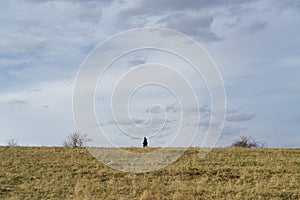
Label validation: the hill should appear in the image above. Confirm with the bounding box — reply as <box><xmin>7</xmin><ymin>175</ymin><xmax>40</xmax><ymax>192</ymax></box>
<box><xmin>1</xmin><ymin>147</ymin><xmax>300</xmax><ymax>199</ymax></box>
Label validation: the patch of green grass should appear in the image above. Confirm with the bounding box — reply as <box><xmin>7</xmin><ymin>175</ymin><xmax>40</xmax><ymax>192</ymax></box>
<box><xmin>0</xmin><ymin>147</ymin><xmax>300</xmax><ymax>199</ymax></box>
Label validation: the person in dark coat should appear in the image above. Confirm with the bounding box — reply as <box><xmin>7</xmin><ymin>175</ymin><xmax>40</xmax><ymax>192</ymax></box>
<box><xmin>143</xmin><ymin>137</ymin><xmax>148</xmax><ymax>147</ymax></box>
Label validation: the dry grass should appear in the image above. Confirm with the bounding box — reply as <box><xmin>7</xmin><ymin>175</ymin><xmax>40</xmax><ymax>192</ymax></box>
<box><xmin>1</xmin><ymin>147</ymin><xmax>300</xmax><ymax>199</ymax></box>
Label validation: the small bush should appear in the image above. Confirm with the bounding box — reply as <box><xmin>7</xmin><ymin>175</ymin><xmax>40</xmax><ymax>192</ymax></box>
<box><xmin>231</xmin><ymin>135</ymin><xmax>265</xmax><ymax>148</ymax></box>
<box><xmin>6</xmin><ymin>138</ymin><xmax>18</xmax><ymax>146</ymax></box>
<box><xmin>63</xmin><ymin>131</ymin><xmax>91</xmax><ymax>147</ymax></box>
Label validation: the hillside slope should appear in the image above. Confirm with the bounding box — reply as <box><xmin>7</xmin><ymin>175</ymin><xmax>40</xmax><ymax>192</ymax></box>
<box><xmin>1</xmin><ymin>147</ymin><xmax>300</xmax><ymax>199</ymax></box>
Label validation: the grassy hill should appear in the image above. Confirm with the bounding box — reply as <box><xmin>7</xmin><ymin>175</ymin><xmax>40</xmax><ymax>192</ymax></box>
<box><xmin>1</xmin><ymin>147</ymin><xmax>300</xmax><ymax>199</ymax></box>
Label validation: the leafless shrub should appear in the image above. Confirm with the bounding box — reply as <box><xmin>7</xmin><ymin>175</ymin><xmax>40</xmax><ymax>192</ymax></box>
<box><xmin>6</xmin><ymin>138</ymin><xmax>18</xmax><ymax>146</ymax></box>
<box><xmin>63</xmin><ymin>131</ymin><xmax>91</xmax><ymax>147</ymax></box>
<box><xmin>231</xmin><ymin>135</ymin><xmax>265</xmax><ymax>148</ymax></box>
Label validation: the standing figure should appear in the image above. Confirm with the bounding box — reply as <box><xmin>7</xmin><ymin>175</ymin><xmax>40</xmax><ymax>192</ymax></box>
<box><xmin>143</xmin><ymin>137</ymin><xmax>148</xmax><ymax>147</ymax></box>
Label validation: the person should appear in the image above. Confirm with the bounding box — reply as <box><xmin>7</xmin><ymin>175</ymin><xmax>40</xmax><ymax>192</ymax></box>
<box><xmin>142</xmin><ymin>137</ymin><xmax>148</xmax><ymax>147</ymax></box>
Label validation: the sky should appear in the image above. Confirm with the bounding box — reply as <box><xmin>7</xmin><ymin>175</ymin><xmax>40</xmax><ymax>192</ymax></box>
<box><xmin>0</xmin><ymin>0</ymin><xmax>299</xmax><ymax>147</ymax></box>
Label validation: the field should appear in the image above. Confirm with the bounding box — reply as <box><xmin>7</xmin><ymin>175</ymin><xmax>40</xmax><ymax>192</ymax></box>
<box><xmin>1</xmin><ymin>147</ymin><xmax>300</xmax><ymax>199</ymax></box>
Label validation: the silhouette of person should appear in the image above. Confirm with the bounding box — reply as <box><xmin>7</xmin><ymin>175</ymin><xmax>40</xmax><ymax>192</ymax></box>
<box><xmin>143</xmin><ymin>137</ymin><xmax>148</xmax><ymax>147</ymax></box>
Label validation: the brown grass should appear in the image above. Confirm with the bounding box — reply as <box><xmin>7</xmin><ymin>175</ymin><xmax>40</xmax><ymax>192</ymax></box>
<box><xmin>0</xmin><ymin>147</ymin><xmax>300</xmax><ymax>199</ymax></box>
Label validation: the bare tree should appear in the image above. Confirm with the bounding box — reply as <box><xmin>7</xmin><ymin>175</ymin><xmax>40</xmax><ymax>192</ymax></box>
<box><xmin>63</xmin><ymin>131</ymin><xmax>91</xmax><ymax>147</ymax></box>
<box><xmin>231</xmin><ymin>135</ymin><xmax>265</xmax><ymax>148</ymax></box>
<box><xmin>6</xmin><ymin>138</ymin><xmax>18</xmax><ymax>146</ymax></box>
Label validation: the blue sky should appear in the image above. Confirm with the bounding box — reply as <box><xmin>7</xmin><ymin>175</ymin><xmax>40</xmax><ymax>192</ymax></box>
<box><xmin>0</xmin><ymin>0</ymin><xmax>299</xmax><ymax>147</ymax></box>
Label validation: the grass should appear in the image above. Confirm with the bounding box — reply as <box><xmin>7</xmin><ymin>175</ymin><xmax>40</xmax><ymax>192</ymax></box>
<box><xmin>0</xmin><ymin>146</ymin><xmax>300</xmax><ymax>199</ymax></box>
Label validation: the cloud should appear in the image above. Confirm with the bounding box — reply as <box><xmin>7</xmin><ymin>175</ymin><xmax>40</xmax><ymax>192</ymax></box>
<box><xmin>7</xmin><ymin>99</ymin><xmax>27</xmax><ymax>105</ymax></box>
<box><xmin>0</xmin><ymin>0</ymin><xmax>118</xmax><ymax>92</ymax></box>
<box><xmin>146</xmin><ymin>105</ymin><xmax>164</xmax><ymax>113</ymax></box>
<box><xmin>221</xmin><ymin>125</ymin><xmax>248</xmax><ymax>135</ymax></box>
<box><xmin>272</xmin><ymin>0</ymin><xmax>300</xmax><ymax>11</ymax></box>
<box><xmin>107</xmin><ymin>116</ymin><xmax>174</xmax><ymax>126</ymax></box>
<box><xmin>199</xmin><ymin>105</ymin><xmax>210</xmax><ymax>117</ymax></box>
<box><xmin>107</xmin><ymin>118</ymin><xmax>144</xmax><ymax>126</ymax></box>
<box><xmin>127</xmin><ymin>57</ymin><xmax>146</xmax><ymax>66</ymax></box>
<box><xmin>117</xmin><ymin>10</ymin><xmax>222</xmax><ymax>42</ymax></box>
<box><xmin>157</xmin><ymin>13</ymin><xmax>222</xmax><ymax>42</ymax></box>
<box><xmin>116</xmin><ymin>0</ymin><xmax>263</xmax><ymax>42</ymax></box>
<box><xmin>238</xmin><ymin>20</ymin><xmax>268</xmax><ymax>34</ymax></box>
<box><xmin>191</xmin><ymin>107</ymin><xmax>255</xmax><ymax>138</ymax></box>
<box><xmin>119</xmin><ymin>0</ymin><xmax>258</xmax><ymax>16</ymax></box>
<box><xmin>165</xmin><ymin>103</ymin><xmax>180</xmax><ymax>113</ymax></box>
<box><xmin>226</xmin><ymin>112</ymin><xmax>255</xmax><ymax>122</ymax></box>
<box><xmin>41</xmin><ymin>104</ymin><xmax>49</xmax><ymax>110</ymax></box>
<box><xmin>0</xmin><ymin>0</ymin><xmax>114</xmax><ymax>56</ymax></box>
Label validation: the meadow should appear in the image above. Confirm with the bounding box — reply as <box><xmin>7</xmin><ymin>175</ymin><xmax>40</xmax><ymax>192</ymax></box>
<box><xmin>1</xmin><ymin>146</ymin><xmax>300</xmax><ymax>199</ymax></box>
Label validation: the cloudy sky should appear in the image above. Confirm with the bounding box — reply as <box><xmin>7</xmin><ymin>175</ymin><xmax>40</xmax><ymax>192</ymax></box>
<box><xmin>0</xmin><ymin>0</ymin><xmax>299</xmax><ymax>147</ymax></box>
